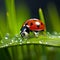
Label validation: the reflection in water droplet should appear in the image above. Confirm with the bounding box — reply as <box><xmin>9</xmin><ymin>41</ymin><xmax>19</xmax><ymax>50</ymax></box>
<box><xmin>39</xmin><ymin>41</ymin><xmax>42</xmax><ymax>44</ymax></box>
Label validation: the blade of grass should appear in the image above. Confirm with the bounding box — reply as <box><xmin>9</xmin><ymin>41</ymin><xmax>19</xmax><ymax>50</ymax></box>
<box><xmin>5</xmin><ymin>0</ymin><xmax>18</xmax><ymax>36</ymax></box>
<box><xmin>47</xmin><ymin>3</ymin><xmax>60</xmax><ymax>32</ymax></box>
<box><xmin>28</xmin><ymin>45</ymin><xmax>37</xmax><ymax>60</ymax></box>
<box><xmin>16</xmin><ymin>3</ymin><xmax>30</xmax><ymax>30</ymax></box>
<box><xmin>5</xmin><ymin>1</ymin><xmax>30</xmax><ymax>60</ymax></box>
<box><xmin>0</xmin><ymin>48</ymin><xmax>11</xmax><ymax>60</ymax></box>
<box><xmin>0</xmin><ymin>12</ymin><xmax>7</xmax><ymax>37</ymax></box>
<box><xmin>20</xmin><ymin>45</ymin><xmax>29</xmax><ymax>60</ymax></box>
<box><xmin>39</xmin><ymin>8</ymin><xmax>45</xmax><ymax>25</ymax></box>
<box><xmin>39</xmin><ymin>8</ymin><xmax>46</xmax><ymax>33</ymax></box>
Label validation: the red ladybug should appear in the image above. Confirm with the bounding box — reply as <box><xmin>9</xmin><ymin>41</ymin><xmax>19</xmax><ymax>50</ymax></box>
<box><xmin>20</xmin><ymin>18</ymin><xmax>45</xmax><ymax>37</ymax></box>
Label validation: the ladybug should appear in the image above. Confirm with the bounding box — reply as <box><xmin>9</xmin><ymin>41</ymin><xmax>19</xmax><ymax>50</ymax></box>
<box><xmin>20</xmin><ymin>18</ymin><xmax>45</xmax><ymax>37</ymax></box>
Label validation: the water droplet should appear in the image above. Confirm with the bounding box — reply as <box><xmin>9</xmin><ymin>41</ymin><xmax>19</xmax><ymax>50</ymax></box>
<box><xmin>58</xmin><ymin>36</ymin><xmax>60</xmax><ymax>38</ymax></box>
<box><xmin>49</xmin><ymin>35</ymin><xmax>56</xmax><ymax>39</ymax></box>
<box><xmin>5</xmin><ymin>44</ymin><xmax>8</xmax><ymax>46</ymax></box>
<box><xmin>5</xmin><ymin>33</ymin><xmax>10</xmax><ymax>39</ymax></box>
<box><xmin>18</xmin><ymin>38</ymin><xmax>21</xmax><ymax>40</ymax></box>
<box><xmin>27</xmin><ymin>41</ymin><xmax>30</xmax><ymax>44</ymax></box>
<box><xmin>15</xmin><ymin>34</ymin><xmax>19</xmax><ymax>38</ymax></box>
<box><xmin>52</xmin><ymin>35</ymin><xmax>57</xmax><ymax>39</ymax></box>
<box><xmin>9</xmin><ymin>42</ymin><xmax>12</xmax><ymax>45</ymax></box>
<box><xmin>20</xmin><ymin>42</ymin><xmax>22</xmax><ymax>45</ymax></box>
<box><xmin>51</xmin><ymin>36</ymin><xmax>55</xmax><ymax>39</ymax></box>
<box><xmin>47</xmin><ymin>32</ymin><xmax>51</xmax><ymax>35</ymax></box>
<box><xmin>5</xmin><ymin>37</ymin><xmax>8</xmax><ymax>39</ymax></box>
<box><xmin>15</xmin><ymin>40</ymin><xmax>18</xmax><ymax>43</ymax></box>
<box><xmin>11</xmin><ymin>40</ymin><xmax>14</xmax><ymax>43</ymax></box>
<box><xmin>39</xmin><ymin>41</ymin><xmax>42</xmax><ymax>44</ymax></box>
<box><xmin>45</xmin><ymin>42</ymin><xmax>48</xmax><ymax>44</ymax></box>
<box><xmin>53</xmin><ymin>32</ymin><xmax>58</xmax><ymax>35</ymax></box>
<box><xmin>20</xmin><ymin>39</ymin><xmax>22</xmax><ymax>42</ymax></box>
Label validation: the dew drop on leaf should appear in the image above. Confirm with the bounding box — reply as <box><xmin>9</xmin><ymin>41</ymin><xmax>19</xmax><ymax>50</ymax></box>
<box><xmin>20</xmin><ymin>39</ymin><xmax>22</xmax><ymax>42</ymax></box>
<box><xmin>53</xmin><ymin>32</ymin><xmax>58</xmax><ymax>35</ymax></box>
<box><xmin>45</xmin><ymin>42</ymin><xmax>48</xmax><ymax>44</ymax></box>
<box><xmin>27</xmin><ymin>41</ymin><xmax>30</xmax><ymax>44</ymax></box>
<box><xmin>19</xmin><ymin>42</ymin><xmax>22</xmax><ymax>45</ymax></box>
<box><xmin>9</xmin><ymin>42</ymin><xmax>12</xmax><ymax>45</ymax></box>
<box><xmin>39</xmin><ymin>41</ymin><xmax>42</xmax><ymax>44</ymax></box>
<box><xmin>11</xmin><ymin>39</ymin><xmax>14</xmax><ymax>43</ymax></box>
<box><xmin>15</xmin><ymin>40</ymin><xmax>18</xmax><ymax>43</ymax></box>
<box><xmin>18</xmin><ymin>38</ymin><xmax>21</xmax><ymax>40</ymax></box>
<box><xmin>47</xmin><ymin>32</ymin><xmax>51</xmax><ymax>35</ymax></box>
<box><xmin>58</xmin><ymin>36</ymin><xmax>60</xmax><ymax>38</ymax></box>
<box><xmin>5</xmin><ymin>44</ymin><xmax>8</xmax><ymax>47</ymax></box>
<box><xmin>51</xmin><ymin>35</ymin><xmax>56</xmax><ymax>39</ymax></box>
<box><xmin>5</xmin><ymin>37</ymin><xmax>8</xmax><ymax>39</ymax></box>
<box><xmin>5</xmin><ymin>33</ymin><xmax>10</xmax><ymax>40</ymax></box>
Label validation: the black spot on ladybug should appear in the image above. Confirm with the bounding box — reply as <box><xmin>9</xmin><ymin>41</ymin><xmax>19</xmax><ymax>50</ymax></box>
<box><xmin>30</xmin><ymin>23</ymin><xmax>33</xmax><ymax>26</ymax></box>
<box><xmin>37</xmin><ymin>25</ymin><xmax>40</xmax><ymax>28</ymax></box>
<box><xmin>25</xmin><ymin>23</ymin><xmax>28</xmax><ymax>25</ymax></box>
<box><xmin>41</xmin><ymin>22</ymin><xmax>43</xmax><ymax>25</ymax></box>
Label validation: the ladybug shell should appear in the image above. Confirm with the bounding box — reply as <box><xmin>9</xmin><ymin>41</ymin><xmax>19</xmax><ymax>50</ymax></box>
<box><xmin>23</xmin><ymin>19</ymin><xmax>45</xmax><ymax>31</ymax></box>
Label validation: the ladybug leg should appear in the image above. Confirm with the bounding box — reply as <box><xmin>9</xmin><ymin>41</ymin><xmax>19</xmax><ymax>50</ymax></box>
<box><xmin>33</xmin><ymin>31</ymin><xmax>39</xmax><ymax>37</ymax></box>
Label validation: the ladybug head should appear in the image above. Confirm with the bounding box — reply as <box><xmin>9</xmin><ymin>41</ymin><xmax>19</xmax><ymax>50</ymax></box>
<box><xmin>20</xmin><ymin>26</ymin><xmax>30</xmax><ymax>37</ymax></box>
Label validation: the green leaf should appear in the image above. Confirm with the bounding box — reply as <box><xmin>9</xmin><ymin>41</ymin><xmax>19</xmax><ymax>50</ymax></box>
<box><xmin>0</xmin><ymin>32</ymin><xmax>60</xmax><ymax>48</ymax></box>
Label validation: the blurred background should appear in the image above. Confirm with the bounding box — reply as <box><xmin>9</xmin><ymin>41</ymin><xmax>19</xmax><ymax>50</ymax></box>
<box><xmin>0</xmin><ymin>0</ymin><xmax>60</xmax><ymax>60</ymax></box>
<box><xmin>0</xmin><ymin>0</ymin><xmax>60</xmax><ymax>36</ymax></box>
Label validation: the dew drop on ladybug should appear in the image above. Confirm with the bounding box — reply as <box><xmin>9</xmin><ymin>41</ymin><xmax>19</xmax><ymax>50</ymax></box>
<box><xmin>20</xmin><ymin>18</ymin><xmax>45</xmax><ymax>37</ymax></box>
